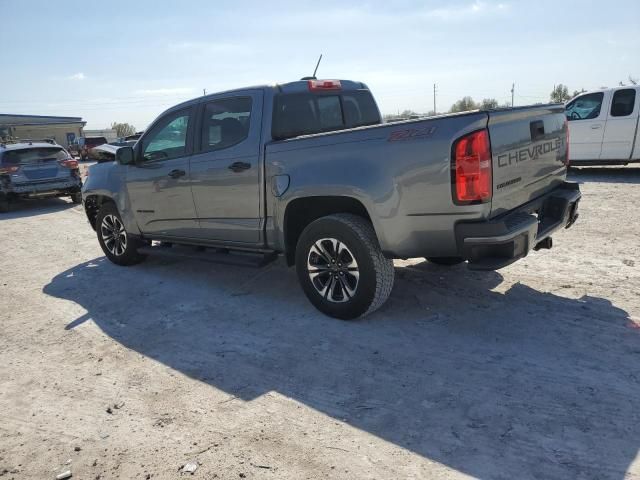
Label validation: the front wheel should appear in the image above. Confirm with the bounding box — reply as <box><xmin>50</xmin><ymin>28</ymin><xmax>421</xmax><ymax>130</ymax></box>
<box><xmin>96</xmin><ymin>203</ymin><xmax>146</xmax><ymax>266</ymax></box>
<box><xmin>70</xmin><ymin>192</ymin><xmax>82</xmax><ymax>204</ymax></box>
<box><xmin>0</xmin><ymin>195</ymin><xmax>9</xmax><ymax>213</ymax></box>
<box><xmin>295</xmin><ymin>214</ymin><xmax>394</xmax><ymax>320</ymax></box>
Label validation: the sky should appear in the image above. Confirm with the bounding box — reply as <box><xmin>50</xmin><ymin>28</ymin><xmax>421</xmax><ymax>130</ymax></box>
<box><xmin>1</xmin><ymin>0</ymin><xmax>639</xmax><ymax>130</ymax></box>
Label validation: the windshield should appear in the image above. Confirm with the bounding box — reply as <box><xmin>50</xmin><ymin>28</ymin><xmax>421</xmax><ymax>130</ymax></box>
<box><xmin>2</xmin><ymin>147</ymin><xmax>68</xmax><ymax>165</ymax></box>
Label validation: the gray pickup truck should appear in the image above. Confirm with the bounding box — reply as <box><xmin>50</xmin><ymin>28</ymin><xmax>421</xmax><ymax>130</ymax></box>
<box><xmin>82</xmin><ymin>78</ymin><xmax>580</xmax><ymax>319</ymax></box>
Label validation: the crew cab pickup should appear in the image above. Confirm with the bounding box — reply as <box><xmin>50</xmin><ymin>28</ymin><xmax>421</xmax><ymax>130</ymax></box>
<box><xmin>83</xmin><ymin>78</ymin><xmax>580</xmax><ymax>319</ymax></box>
<box><xmin>566</xmin><ymin>85</ymin><xmax>640</xmax><ymax>165</ymax></box>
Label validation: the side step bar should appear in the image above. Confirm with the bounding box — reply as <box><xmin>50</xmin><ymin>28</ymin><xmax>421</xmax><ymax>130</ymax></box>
<box><xmin>137</xmin><ymin>243</ymin><xmax>279</xmax><ymax>268</ymax></box>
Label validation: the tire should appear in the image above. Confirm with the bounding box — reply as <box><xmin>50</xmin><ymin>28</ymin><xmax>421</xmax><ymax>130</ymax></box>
<box><xmin>295</xmin><ymin>213</ymin><xmax>394</xmax><ymax>320</ymax></box>
<box><xmin>70</xmin><ymin>192</ymin><xmax>82</xmax><ymax>204</ymax></box>
<box><xmin>95</xmin><ymin>203</ymin><xmax>146</xmax><ymax>266</ymax></box>
<box><xmin>426</xmin><ymin>256</ymin><xmax>464</xmax><ymax>266</ymax></box>
<box><xmin>0</xmin><ymin>195</ymin><xmax>9</xmax><ymax>213</ymax></box>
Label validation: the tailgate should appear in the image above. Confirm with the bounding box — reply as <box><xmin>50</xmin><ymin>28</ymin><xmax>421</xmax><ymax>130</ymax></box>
<box><xmin>487</xmin><ymin>104</ymin><xmax>568</xmax><ymax>218</ymax></box>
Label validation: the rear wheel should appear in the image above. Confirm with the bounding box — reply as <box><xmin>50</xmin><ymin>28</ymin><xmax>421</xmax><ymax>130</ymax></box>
<box><xmin>0</xmin><ymin>194</ymin><xmax>9</xmax><ymax>213</ymax></box>
<box><xmin>96</xmin><ymin>203</ymin><xmax>146</xmax><ymax>266</ymax></box>
<box><xmin>70</xmin><ymin>192</ymin><xmax>82</xmax><ymax>204</ymax></box>
<box><xmin>295</xmin><ymin>214</ymin><xmax>394</xmax><ymax>319</ymax></box>
<box><xmin>426</xmin><ymin>256</ymin><xmax>464</xmax><ymax>266</ymax></box>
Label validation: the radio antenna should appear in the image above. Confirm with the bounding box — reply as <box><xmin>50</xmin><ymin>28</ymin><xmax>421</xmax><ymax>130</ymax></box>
<box><xmin>312</xmin><ymin>54</ymin><xmax>323</xmax><ymax>79</ymax></box>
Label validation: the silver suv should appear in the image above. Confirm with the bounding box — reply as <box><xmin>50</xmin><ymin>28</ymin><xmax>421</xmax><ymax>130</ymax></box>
<box><xmin>0</xmin><ymin>141</ymin><xmax>82</xmax><ymax>212</ymax></box>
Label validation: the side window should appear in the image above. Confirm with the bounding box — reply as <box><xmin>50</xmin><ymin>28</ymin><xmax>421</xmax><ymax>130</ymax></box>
<box><xmin>200</xmin><ymin>97</ymin><xmax>252</xmax><ymax>152</ymax></box>
<box><xmin>565</xmin><ymin>92</ymin><xmax>604</xmax><ymax>121</ymax></box>
<box><xmin>141</xmin><ymin>110</ymin><xmax>191</xmax><ymax>162</ymax></box>
<box><xmin>611</xmin><ymin>89</ymin><xmax>636</xmax><ymax>117</ymax></box>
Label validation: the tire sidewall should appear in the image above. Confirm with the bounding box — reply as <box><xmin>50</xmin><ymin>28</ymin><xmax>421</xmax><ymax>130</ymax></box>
<box><xmin>295</xmin><ymin>217</ymin><xmax>378</xmax><ymax>320</ymax></box>
<box><xmin>96</xmin><ymin>204</ymin><xmax>143</xmax><ymax>266</ymax></box>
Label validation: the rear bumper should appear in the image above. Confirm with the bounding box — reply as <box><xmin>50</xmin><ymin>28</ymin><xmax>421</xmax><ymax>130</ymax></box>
<box><xmin>455</xmin><ymin>182</ymin><xmax>581</xmax><ymax>270</ymax></box>
<box><xmin>2</xmin><ymin>177</ymin><xmax>82</xmax><ymax>197</ymax></box>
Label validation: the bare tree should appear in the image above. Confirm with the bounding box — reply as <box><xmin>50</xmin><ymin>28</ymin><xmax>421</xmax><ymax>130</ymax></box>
<box><xmin>479</xmin><ymin>98</ymin><xmax>499</xmax><ymax>110</ymax></box>
<box><xmin>449</xmin><ymin>97</ymin><xmax>478</xmax><ymax>113</ymax></box>
<box><xmin>111</xmin><ymin>122</ymin><xmax>136</xmax><ymax>137</ymax></box>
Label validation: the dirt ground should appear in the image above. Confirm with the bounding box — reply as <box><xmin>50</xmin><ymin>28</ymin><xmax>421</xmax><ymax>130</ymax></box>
<box><xmin>1</xmin><ymin>167</ymin><xmax>639</xmax><ymax>480</ymax></box>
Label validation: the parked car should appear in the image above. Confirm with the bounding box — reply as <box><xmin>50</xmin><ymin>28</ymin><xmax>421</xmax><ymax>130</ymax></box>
<box><xmin>565</xmin><ymin>86</ymin><xmax>640</xmax><ymax>165</ymax></box>
<box><xmin>83</xmin><ymin>78</ymin><xmax>580</xmax><ymax>319</ymax></box>
<box><xmin>90</xmin><ymin>144</ymin><xmax>119</xmax><ymax>163</ymax></box>
<box><xmin>0</xmin><ymin>141</ymin><xmax>82</xmax><ymax>212</ymax></box>
<box><xmin>79</xmin><ymin>136</ymin><xmax>108</xmax><ymax>160</ymax></box>
<box><xmin>124</xmin><ymin>132</ymin><xmax>143</xmax><ymax>142</ymax></box>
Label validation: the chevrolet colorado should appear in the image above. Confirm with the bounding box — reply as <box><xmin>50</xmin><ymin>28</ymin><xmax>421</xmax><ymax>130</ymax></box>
<box><xmin>82</xmin><ymin>78</ymin><xmax>580</xmax><ymax>319</ymax></box>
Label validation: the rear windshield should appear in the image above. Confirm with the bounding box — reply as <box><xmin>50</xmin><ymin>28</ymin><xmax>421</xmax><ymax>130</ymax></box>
<box><xmin>2</xmin><ymin>147</ymin><xmax>68</xmax><ymax>165</ymax></box>
<box><xmin>272</xmin><ymin>90</ymin><xmax>380</xmax><ymax>140</ymax></box>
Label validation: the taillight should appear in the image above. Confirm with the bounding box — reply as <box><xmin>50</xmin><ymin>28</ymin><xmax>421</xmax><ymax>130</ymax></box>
<box><xmin>308</xmin><ymin>79</ymin><xmax>341</xmax><ymax>91</ymax></box>
<box><xmin>59</xmin><ymin>159</ymin><xmax>79</xmax><ymax>169</ymax></box>
<box><xmin>564</xmin><ymin>118</ymin><xmax>570</xmax><ymax>166</ymax></box>
<box><xmin>452</xmin><ymin>129</ymin><xmax>492</xmax><ymax>204</ymax></box>
<box><xmin>0</xmin><ymin>165</ymin><xmax>19</xmax><ymax>175</ymax></box>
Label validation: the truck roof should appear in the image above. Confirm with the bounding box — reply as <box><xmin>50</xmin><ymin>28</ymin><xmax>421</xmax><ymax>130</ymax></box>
<box><xmin>160</xmin><ymin>79</ymin><xmax>370</xmax><ymax>117</ymax></box>
<box><xmin>574</xmin><ymin>85</ymin><xmax>640</xmax><ymax>97</ymax></box>
<box><xmin>0</xmin><ymin>141</ymin><xmax>63</xmax><ymax>151</ymax></box>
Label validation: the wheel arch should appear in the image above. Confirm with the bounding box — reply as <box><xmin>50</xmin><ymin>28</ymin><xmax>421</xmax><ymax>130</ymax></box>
<box><xmin>84</xmin><ymin>194</ymin><xmax>117</xmax><ymax>231</ymax></box>
<box><xmin>282</xmin><ymin>195</ymin><xmax>379</xmax><ymax>266</ymax></box>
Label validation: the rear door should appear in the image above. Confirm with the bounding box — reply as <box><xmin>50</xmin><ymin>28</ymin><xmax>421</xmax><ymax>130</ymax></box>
<box><xmin>487</xmin><ymin>104</ymin><xmax>568</xmax><ymax>217</ymax></box>
<box><xmin>601</xmin><ymin>88</ymin><xmax>639</xmax><ymax>160</ymax></box>
<box><xmin>188</xmin><ymin>91</ymin><xmax>263</xmax><ymax>244</ymax></box>
<box><xmin>565</xmin><ymin>92</ymin><xmax>607</xmax><ymax>161</ymax></box>
<box><xmin>125</xmin><ymin>107</ymin><xmax>199</xmax><ymax>238</ymax></box>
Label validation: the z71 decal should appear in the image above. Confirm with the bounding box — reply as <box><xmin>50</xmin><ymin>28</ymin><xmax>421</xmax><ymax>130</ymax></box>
<box><xmin>388</xmin><ymin>125</ymin><xmax>437</xmax><ymax>142</ymax></box>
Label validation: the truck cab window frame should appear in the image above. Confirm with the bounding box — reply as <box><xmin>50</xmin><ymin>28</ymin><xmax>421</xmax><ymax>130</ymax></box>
<box><xmin>199</xmin><ymin>96</ymin><xmax>253</xmax><ymax>153</ymax></box>
<box><xmin>140</xmin><ymin>109</ymin><xmax>192</xmax><ymax>163</ymax></box>
<box><xmin>565</xmin><ymin>92</ymin><xmax>604</xmax><ymax>121</ymax></box>
<box><xmin>610</xmin><ymin>89</ymin><xmax>636</xmax><ymax>117</ymax></box>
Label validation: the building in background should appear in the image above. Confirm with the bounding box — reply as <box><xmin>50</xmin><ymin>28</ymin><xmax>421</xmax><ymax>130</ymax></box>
<box><xmin>0</xmin><ymin>114</ymin><xmax>86</xmax><ymax>147</ymax></box>
<box><xmin>83</xmin><ymin>129</ymin><xmax>117</xmax><ymax>143</ymax></box>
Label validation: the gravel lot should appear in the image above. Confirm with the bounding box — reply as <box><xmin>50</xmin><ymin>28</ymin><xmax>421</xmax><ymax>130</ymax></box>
<box><xmin>1</xmin><ymin>167</ymin><xmax>639</xmax><ymax>480</ymax></box>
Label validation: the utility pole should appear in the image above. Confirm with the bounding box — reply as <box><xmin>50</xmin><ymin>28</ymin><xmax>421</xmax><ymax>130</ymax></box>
<box><xmin>203</xmin><ymin>88</ymin><xmax>207</xmax><ymax>96</ymax></box>
<box><xmin>433</xmin><ymin>83</ymin><xmax>437</xmax><ymax>114</ymax></box>
<box><xmin>511</xmin><ymin>83</ymin><xmax>515</xmax><ymax>107</ymax></box>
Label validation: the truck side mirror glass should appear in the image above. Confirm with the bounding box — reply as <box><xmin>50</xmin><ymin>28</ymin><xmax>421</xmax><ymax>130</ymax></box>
<box><xmin>116</xmin><ymin>146</ymin><xmax>135</xmax><ymax>165</ymax></box>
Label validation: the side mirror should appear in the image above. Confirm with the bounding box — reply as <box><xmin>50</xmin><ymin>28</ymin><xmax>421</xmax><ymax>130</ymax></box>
<box><xmin>115</xmin><ymin>146</ymin><xmax>135</xmax><ymax>165</ymax></box>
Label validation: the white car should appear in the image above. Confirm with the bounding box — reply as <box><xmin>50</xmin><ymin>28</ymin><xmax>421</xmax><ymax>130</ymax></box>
<box><xmin>566</xmin><ymin>86</ymin><xmax>640</xmax><ymax>165</ymax></box>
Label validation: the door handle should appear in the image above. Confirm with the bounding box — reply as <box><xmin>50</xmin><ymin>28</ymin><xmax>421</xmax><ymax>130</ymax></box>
<box><xmin>591</xmin><ymin>124</ymin><xmax>602</xmax><ymax>129</ymax></box>
<box><xmin>228</xmin><ymin>161</ymin><xmax>251</xmax><ymax>173</ymax></box>
<box><xmin>168</xmin><ymin>169</ymin><xmax>186</xmax><ymax>179</ymax></box>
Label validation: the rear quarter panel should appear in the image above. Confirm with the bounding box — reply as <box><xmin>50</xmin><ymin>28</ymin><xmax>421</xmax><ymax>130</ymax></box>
<box><xmin>265</xmin><ymin>113</ymin><xmax>491</xmax><ymax>258</ymax></box>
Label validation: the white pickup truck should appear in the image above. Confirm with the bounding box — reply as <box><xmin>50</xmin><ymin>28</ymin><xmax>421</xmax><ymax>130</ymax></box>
<box><xmin>566</xmin><ymin>86</ymin><xmax>640</xmax><ymax>165</ymax></box>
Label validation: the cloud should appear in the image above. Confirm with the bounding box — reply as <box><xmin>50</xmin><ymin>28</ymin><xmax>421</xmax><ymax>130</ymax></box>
<box><xmin>67</xmin><ymin>72</ymin><xmax>86</xmax><ymax>81</ymax></box>
<box><xmin>425</xmin><ymin>1</ymin><xmax>509</xmax><ymax>20</ymax></box>
<box><xmin>133</xmin><ymin>87</ymin><xmax>195</xmax><ymax>96</ymax></box>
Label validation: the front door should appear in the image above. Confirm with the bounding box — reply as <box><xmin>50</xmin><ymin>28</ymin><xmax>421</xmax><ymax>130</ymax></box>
<box><xmin>601</xmin><ymin>88</ymin><xmax>639</xmax><ymax>160</ymax></box>
<box><xmin>566</xmin><ymin>92</ymin><xmax>606</xmax><ymax>161</ymax></box>
<box><xmin>126</xmin><ymin>107</ymin><xmax>200</xmax><ymax>238</ymax></box>
<box><xmin>189</xmin><ymin>91</ymin><xmax>263</xmax><ymax>244</ymax></box>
